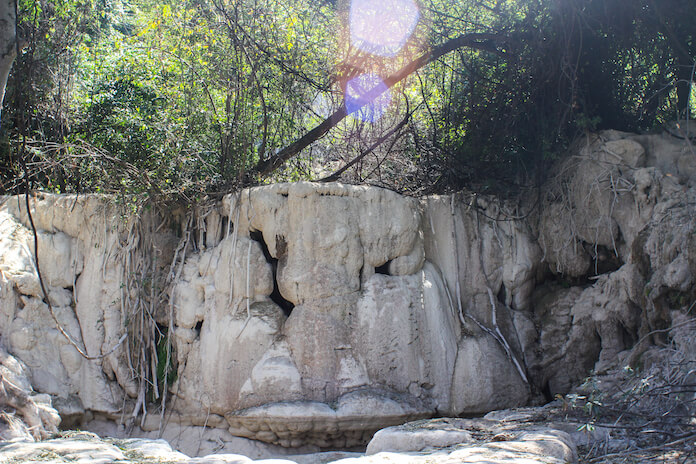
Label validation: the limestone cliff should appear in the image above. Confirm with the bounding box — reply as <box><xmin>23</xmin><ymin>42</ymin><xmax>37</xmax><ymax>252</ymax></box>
<box><xmin>0</xmin><ymin>129</ymin><xmax>694</xmax><ymax>454</ymax></box>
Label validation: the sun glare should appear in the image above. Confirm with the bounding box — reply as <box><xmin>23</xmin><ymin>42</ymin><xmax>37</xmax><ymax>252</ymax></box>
<box><xmin>345</xmin><ymin>74</ymin><xmax>392</xmax><ymax>122</ymax></box>
<box><xmin>349</xmin><ymin>0</ymin><xmax>420</xmax><ymax>58</ymax></box>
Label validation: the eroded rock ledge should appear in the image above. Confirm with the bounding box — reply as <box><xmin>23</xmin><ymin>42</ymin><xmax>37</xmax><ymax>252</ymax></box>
<box><xmin>0</xmin><ymin>409</ymin><xmax>580</xmax><ymax>464</ymax></box>
<box><xmin>0</xmin><ymin>129</ymin><xmax>694</xmax><ymax>456</ymax></box>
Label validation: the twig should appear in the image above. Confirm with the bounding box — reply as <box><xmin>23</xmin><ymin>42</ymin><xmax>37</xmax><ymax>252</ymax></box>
<box><xmin>587</xmin><ymin>432</ymin><xmax>696</xmax><ymax>463</ymax></box>
<box><xmin>319</xmin><ymin>106</ymin><xmax>412</xmax><ymax>182</ymax></box>
<box><xmin>251</xmin><ymin>32</ymin><xmax>505</xmax><ymax>177</ymax></box>
<box><xmin>486</xmin><ymin>287</ymin><xmax>529</xmax><ymax>384</ymax></box>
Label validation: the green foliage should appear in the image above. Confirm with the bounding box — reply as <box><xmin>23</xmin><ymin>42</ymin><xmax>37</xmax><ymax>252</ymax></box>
<box><xmin>155</xmin><ymin>328</ymin><xmax>176</xmax><ymax>395</ymax></box>
<box><xmin>2</xmin><ymin>0</ymin><xmax>694</xmax><ymax>197</ymax></box>
<box><xmin>407</xmin><ymin>0</ymin><xmax>696</xmax><ymax>194</ymax></box>
<box><xmin>80</xmin><ymin>78</ymin><xmax>167</xmax><ymax>163</ymax></box>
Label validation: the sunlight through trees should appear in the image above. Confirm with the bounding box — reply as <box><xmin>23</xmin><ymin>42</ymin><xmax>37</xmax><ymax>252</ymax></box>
<box><xmin>1</xmin><ymin>0</ymin><xmax>694</xmax><ymax>198</ymax></box>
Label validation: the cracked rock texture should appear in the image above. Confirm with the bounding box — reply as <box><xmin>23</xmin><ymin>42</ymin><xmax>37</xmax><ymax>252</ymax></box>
<box><xmin>0</xmin><ymin>130</ymin><xmax>694</xmax><ymax>455</ymax></box>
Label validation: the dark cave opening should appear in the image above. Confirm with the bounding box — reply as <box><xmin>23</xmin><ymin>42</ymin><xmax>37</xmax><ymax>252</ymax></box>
<box><xmin>249</xmin><ymin>230</ymin><xmax>295</xmax><ymax>316</ymax></box>
<box><xmin>497</xmin><ymin>285</ymin><xmax>506</xmax><ymax>305</ymax></box>
<box><xmin>587</xmin><ymin>243</ymin><xmax>624</xmax><ymax>276</ymax></box>
<box><xmin>540</xmin><ymin>380</ymin><xmax>553</xmax><ymax>403</ymax></box>
<box><xmin>374</xmin><ymin>260</ymin><xmax>392</xmax><ymax>275</ymax></box>
<box><xmin>220</xmin><ymin>216</ymin><xmax>230</xmax><ymax>239</ymax></box>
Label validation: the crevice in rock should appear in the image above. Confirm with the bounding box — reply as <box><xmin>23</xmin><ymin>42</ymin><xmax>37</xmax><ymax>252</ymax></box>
<box><xmin>190</xmin><ymin>228</ymin><xmax>202</xmax><ymax>251</ymax></box>
<box><xmin>663</xmin><ymin>289</ymin><xmax>694</xmax><ymax>310</ymax></box>
<box><xmin>618</xmin><ymin>319</ymin><xmax>636</xmax><ymax>351</ymax></box>
<box><xmin>497</xmin><ymin>285</ymin><xmax>506</xmax><ymax>305</ymax></box>
<box><xmin>170</xmin><ymin>220</ymin><xmax>183</xmax><ymax>238</ymax></box>
<box><xmin>540</xmin><ymin>380</ymin><xmax>553</xmax><ymax>402</ymax></box>
<box><xmin>194</xmin><ymin>320</ymin><xmax>203</xmax><ymax>338</ymax></box>
<box><xmin>220</xmin><ymin>216</ymin><xmax>229</xmax><ymax>239</ymax></box>
<box><xmin>542</xmin><ymin>239</ymin><xmax>627</xmax><ymax>290</ymax></box>
<box><xmin>374</xmin><ymin>260</ymin><xmax>392</xmax><ymax>276</ymax></box>
<box><xmin>249</xmin><ymin>230</ymin><xmax>294</xmax><ymax>316</ymax></box>
<box><xmin>587</xmin><ymin>243</ymin><xmax>624</xmax><ymax>276</ymax></box>
<box><xmin>544</xmin><ymin>269</ymin><xmax>594</xmax><ymax>289</ymax></box>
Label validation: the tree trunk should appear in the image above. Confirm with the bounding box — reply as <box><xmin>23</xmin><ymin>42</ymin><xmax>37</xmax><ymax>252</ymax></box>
<box><xmin>0</xmin><ymin>0</ymin><xmax>17</xmax><ymax>123</ymax></box>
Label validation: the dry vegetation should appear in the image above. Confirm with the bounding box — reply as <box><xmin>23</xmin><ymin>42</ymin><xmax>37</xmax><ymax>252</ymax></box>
<box><xmin>549</xmin><ymin>308</ymin><xmax>696</xmax><ymax>463</ymax></box>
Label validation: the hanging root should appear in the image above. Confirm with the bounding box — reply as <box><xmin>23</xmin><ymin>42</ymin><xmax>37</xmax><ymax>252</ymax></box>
<box><xmin>120</xmin><ymin>200</ymin><xmax>196</xmax><ymax>433</ymax></box>
<box><xmin>157</xmin><ymin>212</ymin><xmax>193</xmax><ymax>437</ymax></box>
<box><xmin>442</xmin><ymin>270</ymin><xmax>529</xmax><ymax>385</ymax></box>
<box><xmin>438</xmin><ymin>196</ymin><xmax>527</xmax><ymax>383</ymax></box>
<box><xmin>235</xmin><ymin>240</ymin><xmax>253</xmax><ymax>340</ymax></box>
<box><xmin>228</xmin><ymin>195</ymin><xmax>241</xmax><ymax>306</ymax></box>
<box><xmin>22</xmin><ymin>193</ymin><xmax>127</xmax><ymax>361</ymax></box>
<box><xmin>235</xmin><ymin>189</ymin><xmax>258</xmax><ymax>340</ymax></box>
<box><xmin>486</xmin><ymin>287</ymin><xmax>529</xmax><ymax>384</ymax></box>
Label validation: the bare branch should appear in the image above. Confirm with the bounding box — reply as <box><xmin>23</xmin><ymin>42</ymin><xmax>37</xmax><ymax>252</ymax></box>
<box><xmin>319</xmin><ymin>106</ymin><xmax>412</xmax><ymax>182</ymax></box>
<box><xmin>251</xmin><ymin>32</ymin><xmax>505</xmax><ymax>178</ymax></box>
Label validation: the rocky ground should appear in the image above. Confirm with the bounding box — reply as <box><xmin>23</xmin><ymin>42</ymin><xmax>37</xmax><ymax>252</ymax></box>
<box><xmin>0</xmin><ymin>411</ymin><xmax>577</xmax><ymax>464</ymax></box>
<box><xmin>0</xmin><ymin>401</ymin><xmax>693</xmax><ymax>463</ymax></box>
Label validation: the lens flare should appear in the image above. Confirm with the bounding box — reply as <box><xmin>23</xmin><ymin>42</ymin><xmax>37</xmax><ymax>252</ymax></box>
<box><xmin>349</xmin><ymin>0</ymin><xmax>420</xmax><ymax>57</ymax></box>
<box><xmin>345</xmin><ymin>74</ymin><xmax>391</xmax><ymax>122</ymax></box>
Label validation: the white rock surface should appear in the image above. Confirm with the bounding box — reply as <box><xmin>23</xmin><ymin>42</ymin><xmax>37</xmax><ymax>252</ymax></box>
<box><xmin>0</xmin><ymin>438</ymin><xmax>127</xmax><ymax>464</ymax></box>
<box><xmin>0</xmin><ymin>196</ymin><xmax>127</xmax><ymax>414</ymax></box>
<box><xmin>309</xmin><ymin>416</ymin><xmax>578</xmax><ymax>464</ymax></box>
<box><xmin>163</xmin><ymin>182</ymin><xmax>525</xmax><ymax>444</ymax></box>
<box><xmin>0</xmin><ymin>130</ymin><xmax>694</xmax><ymax>451</ymax></box>
<box><xmin>226</xmin><ymin>389</ymin><xmax>430</xmax><ymax>448</ymax></box>
<box><xmin>0</xmin><ymin>415</ymin><xmax>578</xmax><ymax>463</ymax></box>
<box><xmin>366</xmin><ymin>418</ymin><xmax>473</xmax><ymax>454</ymax></box>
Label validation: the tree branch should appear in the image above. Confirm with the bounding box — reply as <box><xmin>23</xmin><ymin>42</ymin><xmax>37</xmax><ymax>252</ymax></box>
<box><xmin>250</xmin><ymin>32</ymin><xmax>505</xmax><ymax>179</ymax></box>
<box><xmin>319</xmin><ymin>106</ymin><xmax>412</xmax><ymax>182</ymax></box>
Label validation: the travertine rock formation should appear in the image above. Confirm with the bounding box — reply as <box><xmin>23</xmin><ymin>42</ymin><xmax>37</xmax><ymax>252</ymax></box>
<box><xmin>0</xmin><ymin>129</ymin><xmax>694</xmax><ymax>454</ymax></box>
<box><xmin>530</xmin><ymin>130</ymin><xmax>696</xmax><ymax>394</ymax></box>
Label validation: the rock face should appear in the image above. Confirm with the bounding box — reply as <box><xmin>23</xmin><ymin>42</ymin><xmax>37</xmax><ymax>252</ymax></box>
<box><xmin>0</xmin><ymin>195</ymin><xmax>126</xmax><ymax>415</ymax></box>
<box><xmin>168</xmin><ymin>183</ymin><xmax>470</xmax><ymax>447</ymax></box>
<box><xmin>0</xmin><ymin>129</ymin><xmax>694</xmax><ymax>453</ymax></box>
<box><xmin>529</xmin><ymin>130</ymin><xmax>696</xmax><ymax>395</ymax></box>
